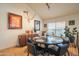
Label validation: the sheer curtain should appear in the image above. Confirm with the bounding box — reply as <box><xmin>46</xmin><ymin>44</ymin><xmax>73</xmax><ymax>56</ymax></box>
<box><xmin>47</xmin><ymin>22</ymin><xmax>65</xmax><ymax>36</ymax></box>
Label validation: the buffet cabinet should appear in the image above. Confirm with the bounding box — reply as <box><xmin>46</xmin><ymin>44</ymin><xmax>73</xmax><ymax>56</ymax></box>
<box><xmin>18</xmin><ymin>33</ymin><xmax>39</xmax><ymax>47</ymax></box>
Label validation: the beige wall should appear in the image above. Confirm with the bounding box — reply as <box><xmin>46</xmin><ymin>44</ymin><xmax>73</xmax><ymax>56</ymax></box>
<box><xmin>0</xmin><ymin>4</ymin><xmax>42</xmax><ymax>50</ymax></box>
<box><xmin>43</xmin><ymin>13</ymin><xmax>79</xmax><ymax>32</ymax></box>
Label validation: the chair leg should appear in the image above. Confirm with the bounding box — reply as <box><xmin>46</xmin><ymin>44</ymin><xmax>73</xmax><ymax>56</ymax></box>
<box><xmin>26</xmin><ymin>45</ymin><xmax>29</xmax><ymax>56</ymax></box>
<box><xmin>78</xmin><ymin>48</ymin><xmax>79</xmax><ymax>56</ymax></box>
<box><xmin>66</xmin><ymin>49</ymin><xmax>70</xmax><ymax>56</ymax></box>
<box><xmin>27</xmin><ymin>49</ymin><xmax>29</xmax><ymax>56</ymax></box>
<box><xmin>64</xmin><ymin>53</ymin><xmax>66</xmax><ymax>56</ymax></box>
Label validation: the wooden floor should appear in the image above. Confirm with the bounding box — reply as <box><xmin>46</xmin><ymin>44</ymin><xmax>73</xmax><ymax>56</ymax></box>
<box><xmin>68</xmin><ymin>46</ymin><xmax>78</xmax><ymax>56</ymax></box>
<box><xmin>0</xmin><ymin>46</ymin><xmax>78</xmax><ymax>56</ymax></box>
<box><xmin>0</xmin><ymin>46</ymin><xmax>32</xmax><ymax>56</ymax></box>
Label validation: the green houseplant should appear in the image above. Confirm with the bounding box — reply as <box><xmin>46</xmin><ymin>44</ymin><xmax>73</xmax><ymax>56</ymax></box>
<box><xmin>64</xmin><ymin>26</ymin><xmax>72</xmax><ymax>37</ymax></box>
<box><xmin>64</xmin><ymin>26</ymin><xmax>75</xmax><ymax>43</ymax></box>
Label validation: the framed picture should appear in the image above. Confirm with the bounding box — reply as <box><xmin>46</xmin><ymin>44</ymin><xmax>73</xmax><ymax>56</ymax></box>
<box><xmin>69</xmin><ymin>20</ymin><xmax>75</xmax><ymax>25</ymax></box>
<box><xmin>34</xmin><ymin>20</ymin><xmax>40</xmax><ymax>32</ymax></box>
<box><xmin>8</xmin><ymin>13</ymin><xmax>22</xmax><ymax>29</ymax></box>
<box><xmin>44</xmin><ymin>24</ymin><xmax>47</xmax><ymax>27</ymax></box>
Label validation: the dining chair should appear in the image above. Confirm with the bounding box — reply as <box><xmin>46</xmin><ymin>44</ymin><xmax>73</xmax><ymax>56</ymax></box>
<box><xmin>69</xmin><ymin>36</ymin><xmax>75</xmax><ymax>47</ymax></box>
<box><xmin>35</xmin><ymin>44</ymin><xmax>45</xmax><ymax>56</ymax></box>
<box><xmin>44</xmin><ymin>45</ymin><xmax>59</xmax><ymax>56</ymax></box>
<box><xmin>46</xmin><ymin>43</ymin><xmax>69</xmax><ymax>56</ymax></box>
<box><xmin>69</xmin><ymin>36</ymin><xmax>75</xmax><ymax>43</ymax></box>
<box><xmin>27</xmin><ymin>38</ymin><xmax>46</xmax><ymax>56</ymax></box>
<box><xmin>27</xmin><ymin>39</ymin><xmax>37</xmax><ymax>56</ymax></box>
<box><xmin>62</xmin><ymin>39</ymin><xmax>70</xmax><ymax>56</ymax></box>
<box><xmin>27</xmin><ymin>43</ymin><xmax>36</xmax><ymax>56</ymax></box>
<box><xmin>54</xmin><ymin>43</ymin><xmax>69</xmax><ymax>56</ymax></box>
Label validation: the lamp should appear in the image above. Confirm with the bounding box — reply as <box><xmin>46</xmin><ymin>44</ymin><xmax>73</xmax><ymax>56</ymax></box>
<box><xmin>26</xmin><ymin>30</ymin><xmax>33</xmax><ymax>34</ymax></box>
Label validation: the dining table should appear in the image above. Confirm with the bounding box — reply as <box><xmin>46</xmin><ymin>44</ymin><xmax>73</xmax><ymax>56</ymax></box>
<box><xmin>33</xmin><ymin>36</ymin><xmax>63</xmax><ymax>45</ymax></box>
<box><xmin>33</xmin><ymin>36</ymin><xmax>64</xmax><ymax>55</ymax></box>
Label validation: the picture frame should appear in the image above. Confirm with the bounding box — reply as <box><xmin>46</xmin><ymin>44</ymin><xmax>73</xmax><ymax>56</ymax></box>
<box><xmin>69</xmin><ymin>20</ymin><xmax>75</xmax><ymax>25</ymax></box>
<box><xmin>34</xmin><ymin>20</ymin><xmax>40</xmax><ymax>32</ymax></box>
<box><xmin>44</xmin><ymin>24</ymin><xmax>47</xmax><ymax>27</ymax></box>
<box><xmin>8</xmin><ymin>13</ymin><xmax>22</xmax><ymax>29</ymax></box>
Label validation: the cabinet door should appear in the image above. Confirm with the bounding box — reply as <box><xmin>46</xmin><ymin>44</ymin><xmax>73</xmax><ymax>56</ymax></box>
<box><xmin>18</xmin><ymin>35</ymin><xmax>26</xmax><ymax>47</ymax></box>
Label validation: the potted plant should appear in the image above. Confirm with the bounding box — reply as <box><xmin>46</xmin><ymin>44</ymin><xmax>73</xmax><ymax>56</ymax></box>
<box><xmin>64</xmin><ymin>26</ymin><xmax>75</xmax><ymax>43</ymax></box>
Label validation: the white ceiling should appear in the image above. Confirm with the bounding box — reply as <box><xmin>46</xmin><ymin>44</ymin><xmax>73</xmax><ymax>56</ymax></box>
<box><xmin>27</xmin><ymin>3</ymin><xmax>79</xmax><ymax>20</ymax></box>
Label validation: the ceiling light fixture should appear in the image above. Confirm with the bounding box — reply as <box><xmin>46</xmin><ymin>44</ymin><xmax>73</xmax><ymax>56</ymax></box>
<box><xmin>46</xmin><ymin>3</ymin><xmax>50</xmax><ymax>9</ymax></box>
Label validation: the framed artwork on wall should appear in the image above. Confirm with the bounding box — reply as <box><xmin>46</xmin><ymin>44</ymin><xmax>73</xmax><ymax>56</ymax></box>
<box><xmin>34</xmin><ymin>20</ymin><xmax>40</xmax><ymax>32</ymax></box>
<box><xmin>8</xmin><ymin>13</ymin><xmax>22</xmax><ymax>29</ymax></box>
<box><xmin>44</xmin><ymin>24</ymin><xmax>47</xmax><ymax>27</ymax></box>
<box><xmin>69</xmin><ymin>20</ymin><xmax>75</xmax><ymax>25</ymax></box>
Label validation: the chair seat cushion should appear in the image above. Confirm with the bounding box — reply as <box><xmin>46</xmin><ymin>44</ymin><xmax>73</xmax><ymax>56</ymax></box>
<box><xmin>48</xmin><ymin>45</ymin><xmax>59</xmax><ymax>52</ymax></box>
<box><xmin>57</xmin><ymin>43</ymin><xmax>68</xmax><ymax>48</ymax></box>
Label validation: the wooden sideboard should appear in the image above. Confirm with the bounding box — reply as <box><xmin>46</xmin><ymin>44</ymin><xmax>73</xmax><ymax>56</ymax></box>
<box><xmin>18</xmin><ymin>34</ymin><xmax>27</xmax><ymax>47</ymax></box>
<box><xmin>18</xmin><ymin>33</ymin><xmax>39</xmax><ymax>47</ymax></box>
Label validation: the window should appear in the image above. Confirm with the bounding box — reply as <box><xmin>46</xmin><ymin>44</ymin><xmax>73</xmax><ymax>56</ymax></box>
<box><xmin>47</xmin><ymin>22</ymin><xmax>65</xmax><ymax>36</ymax></box>
<box><xmin>47</xmin><ymin>23</ymin><xmax>55</xmax><ymax>35</ymax></box>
